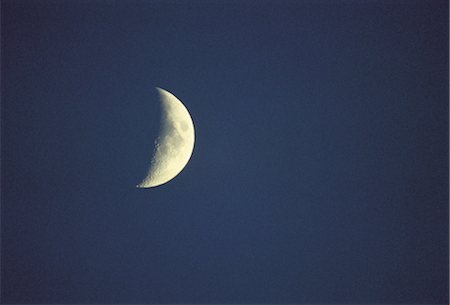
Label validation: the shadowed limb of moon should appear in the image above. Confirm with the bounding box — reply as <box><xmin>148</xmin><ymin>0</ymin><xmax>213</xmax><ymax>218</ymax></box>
<box><xmin>136</xmin><ymin>87</ymin><xmax>195</xmax><ymax>188</ymax></box>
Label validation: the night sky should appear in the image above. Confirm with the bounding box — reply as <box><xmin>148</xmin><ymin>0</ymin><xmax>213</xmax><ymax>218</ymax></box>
<box><xmin>2</xmin><ymin>0</ymin><xmax>448</xmax><ymax>304</ymax></box>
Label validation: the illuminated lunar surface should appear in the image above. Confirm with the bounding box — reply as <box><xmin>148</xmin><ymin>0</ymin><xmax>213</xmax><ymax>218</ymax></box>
<box><xmin>137</xmin><ymin>87</ymin><xmax>195</xmax><ymax>188</ymax></box>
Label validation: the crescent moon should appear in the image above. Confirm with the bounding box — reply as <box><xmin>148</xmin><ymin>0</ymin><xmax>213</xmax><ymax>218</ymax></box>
<box><xmin>136</xmin><ymin>87</ymin><xmax>195</xmax><ymax>188</ymax></box>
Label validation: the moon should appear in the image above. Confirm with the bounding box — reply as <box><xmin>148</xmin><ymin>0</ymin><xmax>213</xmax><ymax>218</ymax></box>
<box><xmin>136</xmin><ymin>87</ymin><xmax>195</xmax><ymax>188</ymax></box>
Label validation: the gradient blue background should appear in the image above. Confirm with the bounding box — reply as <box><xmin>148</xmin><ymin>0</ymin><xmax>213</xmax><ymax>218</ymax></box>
<box><xmin>2</xmin><ymin>0</ymin><xmax>448</xmax><ymax>303</ymax></box>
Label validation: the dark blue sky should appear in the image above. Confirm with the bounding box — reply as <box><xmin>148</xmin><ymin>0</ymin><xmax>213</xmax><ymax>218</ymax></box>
<box><xmin>2</xmin><ymin>0</ymin><xmax>448</xmax><ymax>303</ymax></box>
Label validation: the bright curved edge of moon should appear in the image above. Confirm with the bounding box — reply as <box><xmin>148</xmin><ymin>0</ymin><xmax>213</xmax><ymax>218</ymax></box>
<box><xmin>136</xmin><ymin>87</ymin><xmax>195</xmax><ymax>188</ymax></box>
